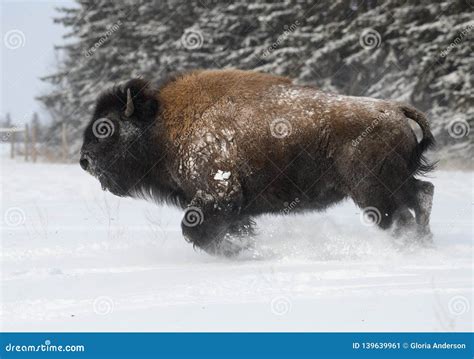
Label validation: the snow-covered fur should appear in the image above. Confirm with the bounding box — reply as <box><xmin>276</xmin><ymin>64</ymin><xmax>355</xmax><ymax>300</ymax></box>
<box><xmin>80</xmin><ymin>69</ymin><xmax>435</xmax><ymax>256</ymax></box>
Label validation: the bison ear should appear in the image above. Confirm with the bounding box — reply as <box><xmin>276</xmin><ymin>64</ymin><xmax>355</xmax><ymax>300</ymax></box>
<box><xmin>122</xmin><ymin>79</ymin><xmax>158</xmax><ymax>121</ymax></box>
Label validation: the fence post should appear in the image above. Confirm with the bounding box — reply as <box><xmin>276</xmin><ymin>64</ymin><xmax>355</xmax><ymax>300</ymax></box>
<box><xmin>10</xmin><ymin>131</ymin><xmax>16</xmax><ymax>159</ymax></box>
<box><xmin>24</xmin><ymin>124</ymin><xmax>29</xmax><ymax>162</ymax></box>
<box><xmin>31</xmin><ymin>121</ymin><xmax>37</xmax><ymax>163</ymax></box>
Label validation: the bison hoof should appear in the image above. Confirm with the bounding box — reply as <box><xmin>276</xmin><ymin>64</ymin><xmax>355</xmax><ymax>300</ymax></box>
<box><xmin>183</xmin><ymin>230</ymin><xmax>253</xmax><ymax>257</ymax></box>
<box><xmin>199</xmin><ymin>234</ymin><xmax>254</xmax><ymax>257</ymax></box>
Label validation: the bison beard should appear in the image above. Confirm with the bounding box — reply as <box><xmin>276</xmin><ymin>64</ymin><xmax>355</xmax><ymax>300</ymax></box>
<box><xmin>80</xmin><ymin>69</ymin><xmax>435</xmax><ymax>257</ymax></box>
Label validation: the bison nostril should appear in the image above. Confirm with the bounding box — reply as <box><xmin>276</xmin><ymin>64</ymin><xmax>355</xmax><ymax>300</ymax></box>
<box><xmin>80</xmin><ymin>158</ymin><xmax>89</xmax><ymax>171</ymax></box>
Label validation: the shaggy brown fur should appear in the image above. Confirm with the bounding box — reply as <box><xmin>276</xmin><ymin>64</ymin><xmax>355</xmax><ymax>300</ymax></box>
<box><xmin>80</xmin><ymin>69</ymin><xmax>435</xmax><ymax>256</ymax></box>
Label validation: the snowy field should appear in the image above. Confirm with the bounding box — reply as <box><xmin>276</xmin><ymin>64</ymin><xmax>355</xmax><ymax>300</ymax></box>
<box><xmin>1</xmin><ymin>156</ymin><xmax>472</xmax><ymax>332</ymax></box>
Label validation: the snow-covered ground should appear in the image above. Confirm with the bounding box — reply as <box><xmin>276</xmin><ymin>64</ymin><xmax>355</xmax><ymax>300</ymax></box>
<box><xmin>1</xmin><ymin>156</ymin><xmax>472</xmax><ymax>332</ymax></box>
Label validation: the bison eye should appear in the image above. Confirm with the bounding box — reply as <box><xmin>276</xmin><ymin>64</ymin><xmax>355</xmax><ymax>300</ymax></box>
<box><xmin>91</xmin><ymin>118</ymin><xmax>116</xmax><ymax>140</ymax></box>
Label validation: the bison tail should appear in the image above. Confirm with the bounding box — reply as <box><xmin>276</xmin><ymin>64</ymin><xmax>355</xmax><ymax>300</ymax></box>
<box><xmin>398</xmin><ymin>103</ymin><xmax>436</xmax><ymax>176</ymax></box>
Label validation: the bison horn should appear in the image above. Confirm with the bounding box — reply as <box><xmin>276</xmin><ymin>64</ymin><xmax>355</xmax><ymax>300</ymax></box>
<box><xmin>125</xmin><ymin>88</ymin><xmax>134</xmax><ymax>117</ymax></box>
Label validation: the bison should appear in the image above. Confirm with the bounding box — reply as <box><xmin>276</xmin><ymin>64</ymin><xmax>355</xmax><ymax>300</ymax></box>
<box><xmin>80</xmin><ymin>69</ymin><xmax>435</xmax><ymax>256</ymax></box>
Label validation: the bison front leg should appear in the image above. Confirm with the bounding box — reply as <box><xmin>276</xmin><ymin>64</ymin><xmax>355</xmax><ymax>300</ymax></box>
<box><xmin>181</xmin><ymin>190</ymin><xmax>248</xmax><ymax>257</ymax></box>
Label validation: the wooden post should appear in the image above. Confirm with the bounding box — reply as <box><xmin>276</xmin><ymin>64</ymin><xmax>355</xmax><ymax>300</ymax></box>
<box><xmin>24</xmin><ymin>124</ymin><xmax>29</xmax><ymax>162</ymax></box>
<box><xmin>10</xmin><ymin>131</ymin><xmax>16</xmax><ymax>159</ymax></box>
<box><xmin>31</xmin><ymin>121</ymin><xmax>37</xmax><ymax>163</ymax></box>
<box><xmin>61</xmin><ymin>122</ymin><xmax>68</xmax><ymax>162</ymax></box>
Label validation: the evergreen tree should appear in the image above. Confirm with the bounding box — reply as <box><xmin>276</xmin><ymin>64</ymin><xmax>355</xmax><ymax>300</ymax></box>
<box><xmin>39</xmin><ymin>0</ymin><xmax>473</xmax><ymax>163</ymax></box>
<box><xmin>31</xmin><ymin>112</ymin><xmax>42</xmax><ymax>142</ymax></box>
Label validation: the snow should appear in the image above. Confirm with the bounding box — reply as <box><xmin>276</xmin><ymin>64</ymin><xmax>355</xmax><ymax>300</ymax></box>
<box><xmin>1</xmin><ymin>157</ymin><xmax>472</xmax><ymax>332</ymax></box>
<box><xmin>213</xmin><ymin>170</ymin><xmax>231</xmax><ymax>181</ymax></box>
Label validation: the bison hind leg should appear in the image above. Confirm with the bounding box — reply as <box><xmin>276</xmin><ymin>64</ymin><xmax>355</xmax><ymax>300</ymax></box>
<box><xmin>391</xmin><ymin>178</ymin><xmax>434</xmax><ymax>243</ymax></box>
<box><xmin>392</xmin><ymin>206</ymin><xmax>416</xmax><ymax>237</ymax></box>
<box><xmin>411</xmin><ymin>179</ymin><xmax>434</xmax><ymax>241</ymax></box>
<box><xmin>351</xmin><ymin>182</ymin><xmax>418</xmax><ymax>238</ymax></box>
<box><xmin>355</xmin><ymin>192</ymin><xmax>423</xmax><ymax>243</ymax></box>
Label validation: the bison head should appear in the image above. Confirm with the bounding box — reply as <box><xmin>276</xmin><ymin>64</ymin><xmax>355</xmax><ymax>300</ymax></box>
<box><xmin>80</xmin><ymin>79</ymin><xmax>159</xmax><ymax>197</ymax></box>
